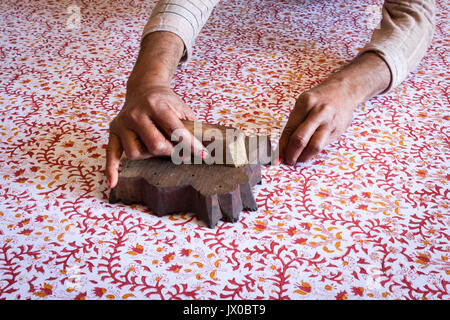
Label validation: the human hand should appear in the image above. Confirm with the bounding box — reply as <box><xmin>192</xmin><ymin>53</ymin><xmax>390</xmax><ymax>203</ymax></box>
<box><xmin>105</xmin><ymin>31</ymin><xmax>209</xmax><ymax>188</ymax></box>
<box><xmin>276</xmin><ymin>52</ymin><xmax>391</xmax><ymax>166</ymax></box>
<box><xmin>276</xmin><ymin>79</ymin><xmax>357</xmax><ymax>165</ymax></box>
<box><xmin>105</xmin><ymin>83</ymin><xmax>205</xmax><ymax>188</ymax></box>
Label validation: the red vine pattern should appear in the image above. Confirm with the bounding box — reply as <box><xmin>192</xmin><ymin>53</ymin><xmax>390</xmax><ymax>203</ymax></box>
<box><xmin>0</xmin><ymin>0</ymin><xmax>448</xmax><ymax>300</ymax></box>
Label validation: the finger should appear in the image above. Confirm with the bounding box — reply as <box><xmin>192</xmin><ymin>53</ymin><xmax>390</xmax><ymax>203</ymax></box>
<box><xmin>132</xmin><ymin>116</ymin><xmax>173</xmax><ymax>157</ymax></box>
<box><xmin>105</xmin><ymin>132</ymin><xmax>123</xmax><ymax>188</ymax></box>
<box><xmin>165</xmin><ymin>95</ymin><xmax>196</xmax><ymax>121</ymax></box>
<box><xmin>277</xmin><ymin>108</ymin><xmax>310</xmax><ymax>165</ymax></box>
<box><xmin>283</xmin><ymin>110</ymin><xmax>325</xmax><ymax>165</ymax></box>
<box><xmin>297</xmin><ymin>125</ymin><xmax>331</xmax><ymax>162</ymax></box>
<box><xmin>118</xmin><ymin>124</ymin><xmax>151</xmax><ymax>160</ymax></box>
<box><xmin>277</xmin><ymin>126</ymin><xmax>294</xmax><ymax>165</ymax></box>
<box><xmin>181</xmin><ymin>105</ymin><xmax>196</xmax><ymax>121</ymax></box>
<box><xmin>151</xmin><ymin>100</ymin><xmax>208</xmax><ymax>159</ymax></box>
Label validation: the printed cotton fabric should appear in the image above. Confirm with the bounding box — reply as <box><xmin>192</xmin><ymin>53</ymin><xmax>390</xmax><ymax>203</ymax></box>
<box><xmin>0</xmin><ymin>0</ymin><xmax>448</xmax><ymax>299</ymax></box>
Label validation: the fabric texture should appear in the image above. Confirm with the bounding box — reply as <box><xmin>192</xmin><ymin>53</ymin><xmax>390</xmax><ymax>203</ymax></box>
<box><xmin>0</xmin><ymin>0</ymin><xmax>448</xmax><ymax>299</ymax></box>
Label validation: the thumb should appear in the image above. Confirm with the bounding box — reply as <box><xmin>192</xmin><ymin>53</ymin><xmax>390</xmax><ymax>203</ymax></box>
<box><xmin>105</xmin><ymin>132</ymin><xmax>123</xmax><ymax>188</ymax></box>
<box><xmin>276</xmin><ymin>124</ymin><xmax>295</xmax><ymax>165</ymax></box>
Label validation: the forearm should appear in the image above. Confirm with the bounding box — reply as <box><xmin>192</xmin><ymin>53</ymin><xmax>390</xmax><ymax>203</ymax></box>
<box><xmin>141</xmin><ymin>0</ymin><xmax>220</xmax><ymax>65</ymax></box>
<box><xmin>128</xmin><ymin>31</ymin><xmax>185</xmax><ymax>88</ymax></box>
<box><xmin>359</xmin><ymin>0</ymin><xmax>435</xmax><ymax>92</ymax></box>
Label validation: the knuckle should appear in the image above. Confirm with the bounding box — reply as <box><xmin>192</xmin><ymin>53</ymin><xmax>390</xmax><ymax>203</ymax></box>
<box><xmin>109</xmin><ymin>118</ymin><xmax>118</xmax><ymax>131</ymax></box>
<box><xmin>146</xmin><ymin>93</ymin><xmax>167</xmax><ymax>109</ymax></box>
<box><xmin>290</xmin><ymin>134</ymin><xmax>307</xmax><ymax>149</ymax></box>
<box><xmin>309</xmin><ymin>143</ymin><xmax>323</xmax><ymax>154</ymax></box>
<box><xmin>299</xmin><ymin>91</ymin><xmax>318</xmax><ymax>106</ymax></box>
<box><xmin>317</xmin><ymin>103</ymin><xmax>334</xmax><ymax>114</ymax></box>
<box><xmin>126</xmin><ymin>110</ymin><xmax>142</xmax><ymax>123</ymax></box>
<box><xmin>282</xmin><ymin>126</ymin><xmax>296</xmax><ymax>138</ymax></box>
<box><xmin>126</xmin><ymin>150</ymin><xmax>141</xmax><ymax>161</ymax></box>
<box><xmin>145</xmin><ymin>96</ymin><xmax>157</xmax><ymax>108</ymax></box>
<box><xmin>148</xmin><ymin>141</ymin><xmax>170</xmax><ymax>156</ymax></box>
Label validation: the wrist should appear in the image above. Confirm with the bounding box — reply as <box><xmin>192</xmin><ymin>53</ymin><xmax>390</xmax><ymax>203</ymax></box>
<box><xmin>128</xmin><ymin>31</ymin><xmax>185</xmax><ymax>89</ymax></box>
<box><xmin>127</xmin><ymin>71</ymin><xmax>172</xmax><ymax>89</ymax></box>
<box><xmin>326</xmin><ymin>52</ymin><xmax>391</xmax><ymax>103</ymax></box>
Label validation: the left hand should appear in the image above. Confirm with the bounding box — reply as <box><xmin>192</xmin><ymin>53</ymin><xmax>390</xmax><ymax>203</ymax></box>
<box><xmin>277</xmin><ymin>78</ymin><xmax>358</xmax><ymax>165</ymax></box>
<box><xmin>276</xmin><ymin>52</ymin><xmax>391</xmax><ymax>166</ymax></box>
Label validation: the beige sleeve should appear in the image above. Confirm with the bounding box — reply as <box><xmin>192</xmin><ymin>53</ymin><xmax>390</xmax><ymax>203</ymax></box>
<box><xmin>359</xmin><ymin>0</ymin><xmax>436</xmax><ymax>93</ymax></box>
<box><xmin>141</xmin><ymin>0</ymin><xmax>220</xmax><ymax>65</ymax></box>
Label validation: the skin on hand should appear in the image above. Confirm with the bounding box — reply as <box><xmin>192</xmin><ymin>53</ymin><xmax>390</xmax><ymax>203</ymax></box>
<box><xmin>106</xmin><ymin>85</ymin><xmax>204</xmax><ymax>188</ymax></box>
<box><xmin>277</xmin><ymin>83</ymin><xmax>356</xmax><ymax>165</ymax></box>
<box><xmin>276</xmin><ymin>52</ymin><xmax>391</xmax><ymax>166</ymax></box>
<box><xmin>105</xmin><ymin>32</ymin><xmax>207</xmax><ymax>189</ymax></box>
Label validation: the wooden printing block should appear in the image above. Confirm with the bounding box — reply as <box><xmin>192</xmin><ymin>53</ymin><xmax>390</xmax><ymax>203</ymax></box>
<box><xmin>109</xmin><ymin>128</ymin><xmax>272</xmax><ymax>228</ymax></box>
<box><xmin>109</xmin><ymin>159</ymin><xmax>263</xmax><ymax>228</ymax></box>
<box><xmin>179</xmin><ymin>120</ymin><xmax>249</xmax><ymax>167</ymax></box>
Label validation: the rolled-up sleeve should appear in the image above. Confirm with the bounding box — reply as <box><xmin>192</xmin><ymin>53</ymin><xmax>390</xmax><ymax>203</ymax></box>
<box><xmin>359</xmin><ymin>0</ymin><xmax>436</xmax><ymax>93</ymax></box>
<box><xmin>141</xmin><ymin>0</ymin><xmax>220</xmax><ymax>64</ymax></box>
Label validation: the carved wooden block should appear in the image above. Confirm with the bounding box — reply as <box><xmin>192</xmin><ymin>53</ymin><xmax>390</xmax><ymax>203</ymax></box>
<box><xmin>109</xmin><ymin>159</ymin><xmax>262</xmax><ymax>228</ymax></box>
<box><xmin>109</xmin><ymin>120</ymin><xmax>273</xmax><ymax>228</ymax></box>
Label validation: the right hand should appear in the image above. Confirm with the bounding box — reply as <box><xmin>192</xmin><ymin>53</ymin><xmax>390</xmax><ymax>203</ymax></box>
<box><xmin>105</xmin><ymin>82</ymin><xmax>204</xmax><ymax>188</ymax></box>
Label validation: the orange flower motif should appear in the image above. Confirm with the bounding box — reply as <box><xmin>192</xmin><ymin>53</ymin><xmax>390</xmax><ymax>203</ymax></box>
<box><xmin>163</xmin><ymin>252</ymin><xmax>175</xmax><ymax>263</ymax></box>
<box><xmin>253</xmin><ymin>220</ymin><xmax>267</xmax><ymax>231</ymax></box>
<box><xmin>416</xmin><ymin>253</ymin><xmax>430</xmax><ymax>265</ymax></box>
<box><xmin>74</xmin><ymin>292</ymin><xmax>87</xmax><ymax>300</ymax></box>
<box><xmin>14</xmin><ymin>169</ymin><xmax>25</xmax><ymax>176</ymax></box>
<box><xmin>294</xmin><ymin>237</ymin><xmax>307</xmax><ymax>245</ymax></box>
<box><xmin>34</xmin><ymin>283</ymin><xmax>53</xmax><ymax>297</ymax></box>
<box><xmin>335</xmin><ymin>291</ymin><xmax>347</xmax><ymax>300</ymax></box>
<box><xmin>416</xmin><ymin>169</ymin><xmax>427</xmax><ymax>177</ymax></box>
<box><xmin>18</xmin><ymin>228</ymin><xmax>33</xmax><ymax>236</ymax></box>
<box><xmin>94</xmin><ymin>287</ymin><xmax>106</xmax><ymax>297</ymax></box>
<box><xmin>316</xmin><ymin>189</ymin><xmax>330</xmax><ymax>197</ymax></box>
<box><xmin>287</xmin><ymin>227</ymin><xmax>297</xmax><ymax>236</ymax></box>
<box><xmin>294</xmin><ymin>281</ymin><xmax>311</xmax><ymax>295</ymax></box>
<box><xmin>62</xmin><ymin>140</ymin><xmax>74</xmax><ymax>148</ymax></box>
<box><xmin>351</xmin><ymin>287</ymin><xmax>364</xmax><ymax>296</ymax></box>
<box><xmin>180</xmin><ymin>248</ymin><xmax>192</xmax><ymax>257</ymax></box>
<box><xmin>127</xmin><ymin>244</ymin><xmax>144</xmax><ymax>255</ymax></box>
<box><xmin>168</xmin><ymin>264</ymin><xmax>182</xmax><ymax>273</ymax></box>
